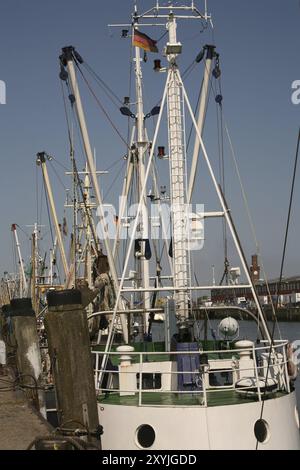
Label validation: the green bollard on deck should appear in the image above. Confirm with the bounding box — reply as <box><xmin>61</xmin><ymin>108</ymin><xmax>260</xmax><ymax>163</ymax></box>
<box><xmin>45</xmin><ymin>289</ymin><xmax>101</xmax><ymax>449</ymax></box>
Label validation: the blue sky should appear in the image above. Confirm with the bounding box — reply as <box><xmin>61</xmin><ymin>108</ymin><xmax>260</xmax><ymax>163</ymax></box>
<box><xmin>0</xmin><ymin>0</ymin><xmax>300</xmax><ymax>283</ymax></box>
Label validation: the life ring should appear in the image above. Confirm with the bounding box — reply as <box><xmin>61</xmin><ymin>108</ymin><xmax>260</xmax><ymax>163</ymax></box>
<box><xmin>287</xmin><ymin>343</ymin><xmax>298</xmax><ymax>380</ymax></box>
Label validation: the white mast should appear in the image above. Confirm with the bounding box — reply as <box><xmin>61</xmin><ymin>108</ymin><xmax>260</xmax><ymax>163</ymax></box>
<box><xmin>60</xmin><ymin>47</ymin><xmax>128</xmax><ymax>341</ymax></box>
<box><xmin>37</xmin><ymin>152</ymin><xmax>69</xmax><ymax>281</ymax></box>
<box><xmin>31</xmin><ymin>223</ymin><xmax>38</xmax><ymax>312</ymax></box>
<box><xmin>166</xmin><ymin>14</ymin><xmax>190</xmax><ymax>320</ymax></box>
<box><xmin>112</xmin><ymin>126</ymin><xmax>136</xmax><ymax>259</ymax></box>
<box><xmin>84</xmin><ymin>168</ymin><xmax>93</xmax><ymax>289</ymax></box>
<box><xmin>188</xmin><ymin>45</ymin><xmax>215</xmax><ymax>203</ymax></box>
<box><xmin>11</xmin><ymin>224</ymin><xmax>27</xmax><ymax>296</ymax></box>
<box><xmin>133</xmin><ymin>12</ymin><xmax>151</xmax><ymax>328</ymax></box>
<box><xmin>48</xmin><ymin>237</ymin><xmax>57</xmax><ymax>286</ymax></box>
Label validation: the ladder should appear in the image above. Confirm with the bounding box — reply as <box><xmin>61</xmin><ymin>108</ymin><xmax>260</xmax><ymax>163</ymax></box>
<box><xmin>167</xmin><ymin>69</ymin><xmax>191</xmax><ymax>319</ymax></box>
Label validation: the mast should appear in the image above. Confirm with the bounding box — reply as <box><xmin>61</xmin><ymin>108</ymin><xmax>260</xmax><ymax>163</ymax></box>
<box><xmin>187</xmin><ymin>44</ymin><xmax>215</xmax><ymax>203</ymax></box>
<box><xmin>132</xmin><ymin>12</ymin><xmax>151</xmax><ymax>332</ymax></box>
<box><xmin>48</xmin><ymin>237</ymin><xmax>57</xmax><ymax>286</ymax></box>
<box><xmin>31</xmin><ymin>225</ymin><xmax>37</xmax><ymax>312</ymax></box>
<box><xmin>11</xmin><ymin>224</ymin><xmax>27</xmax><ymax>296</ymax></box>
<box><xmin>36</xmin><ymin>152</ymin><xmax>69</xmax><ymax>281</ymax></box>
<box><xmin>84</xmin><ymin>168</ymin><xmax>93</xmax><ymax>290</ymax></box>
<box><xmin>59</xmin><ymin>47</ymin><xmax>128</xmax><ymax>342</ymax></box>
<box><xmin>112</xmin><ymin>126</ymin><xmax>135</xmax><ymax>260</ymax></box>
<box><xmin>166</xmin><ymin>13</ymin><xmax>190</xmax><ymax>320</ymax></box>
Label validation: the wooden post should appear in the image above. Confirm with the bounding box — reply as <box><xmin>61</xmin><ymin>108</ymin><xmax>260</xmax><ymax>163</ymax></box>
<box><xmin>10</xmin><ymin>298</ymin><xmax>46</xmax><ymax>417</ymax></box>
<box><xmin>31</xmin><ymin>232</ymin><xmax>37</xmax><ymax>313</ymax></box>
<box><xmin>0</xmin><ymin>305</ymin><xmax>6</xmax><ymax>341</ymax></box>
<box><xmin>45</xmin><ymin>289</ymin><xmax>101</xmax><ymax>448</ymax></box>
<box><xmin>1</xmin><ymin>304</ymin><xmax>17</xmax><ymax>368</ymax></box>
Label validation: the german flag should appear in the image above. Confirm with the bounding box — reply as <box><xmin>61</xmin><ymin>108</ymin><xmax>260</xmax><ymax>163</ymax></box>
<box><xmin>133</xmin><ymin>29</ymin><xmax>158</xmax><ymax>53</ymax></box>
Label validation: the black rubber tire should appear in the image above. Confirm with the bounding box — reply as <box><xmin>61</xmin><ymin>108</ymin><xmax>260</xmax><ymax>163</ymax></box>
<box><xmin>1</xmin><ymin>304</ymin><xmax>11</xmax><ymax>317</ymax></box>
<box><xmin>47</xmin><ymin>289</ymin><xmax>82</xmax><ymax>307</ymax></box>
<box><xmin>1</xmin><ymin>304</ymin><xmax>11</xmax><ymax>313</ymax></box>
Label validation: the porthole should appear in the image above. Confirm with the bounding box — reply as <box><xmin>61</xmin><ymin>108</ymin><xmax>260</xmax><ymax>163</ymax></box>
<box><xmin>254</xmin><ymin>419</ymin><xmax>270</xmax><ymax>444</ymax></box>
<box><xmin>136</xmin><ymin>424</ymin><xmax>155</xmax><ymax>448</ymax></box>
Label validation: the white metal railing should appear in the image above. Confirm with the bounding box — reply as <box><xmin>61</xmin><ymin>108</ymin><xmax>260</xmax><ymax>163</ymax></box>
<box><xmin>92</xmin><ymin>340</ymin><xmax>291</xmax><ymax>408</ymax></box>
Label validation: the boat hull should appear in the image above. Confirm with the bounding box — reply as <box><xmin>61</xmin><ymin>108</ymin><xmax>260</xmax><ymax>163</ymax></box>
<box><xmin>98</xmin><ymin>391</ymin><xmax>300</xmax><ymax>450</ymax></box>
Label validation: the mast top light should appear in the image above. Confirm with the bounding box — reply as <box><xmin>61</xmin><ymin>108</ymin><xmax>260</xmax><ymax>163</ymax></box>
<box><xmin>165</xmin><ymin>43</ymin><xmax>182</xmax><ymax>55</ymax></box>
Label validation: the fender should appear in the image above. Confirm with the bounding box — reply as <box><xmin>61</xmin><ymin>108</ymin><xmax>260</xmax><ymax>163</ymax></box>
<box><xmin>287</xmin><ymin>343</ymin><xmax>298</xmax><ymax>380</ymax></box>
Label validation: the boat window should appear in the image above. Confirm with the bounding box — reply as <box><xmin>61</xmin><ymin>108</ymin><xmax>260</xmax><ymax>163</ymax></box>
<box><xmin>136</xmin><ymin>373</ymin><xmax>162</xmax><ymax>390</ymax></box>
<box><xmin>254</xmin><ymin>419</ymin><xmax>270</xmax><ymax>443</ymax></box>
<box><xmin>209</xmin><ymin>370</ymin><xmax>233</xmax><ymax>387</ymax></box>
<box><xmin>136</xmin><ymin>424</ymin><xmax>155</xmax><ymax>449</ymax></box>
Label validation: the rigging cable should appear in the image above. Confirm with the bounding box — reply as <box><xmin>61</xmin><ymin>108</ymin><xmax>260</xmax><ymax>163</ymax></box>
<box><xmin>103</xmin><ymin>160</ymin><xmax>127</xmax><ymax>201</ymax></box>
<box><xmin>205</xmin><ymin>60</ymin><xmax>279</xmax><ymax>335</ymax></box>
<box><xmin>225</xmin><ymin>124</ymin><xmax>281</xmax><ymax>338</ymax></box>
<box><xmin>61</xmin><ymin>79</ymin><xmax>100</xmax><ymax>250</ymax></box>
<box><xmin>74</xmin><ymin>61</ymin><xmax>131</xmax><ymax>150</ymax></box>
<box><xmin>152</xmin><ymin>52</ymin><xmax>206</xmax><ymax>111</ymax></box>
<box><xmin>256</xmin><ymin>128</ymin><xmax>300</xmax><ymax>449</ymax></box>
<box><xmin>82</xmin><ymin>62</ymin><xmax>124</xmax><ymax>109</ymax></box>
<box><xmin>216</xmin><ymin>72</ymin><xmax>229</xmax><ymax>285</ymax></box>
<box><xmin>186</xmin><ymin>78</ymin><xmax>204</xmax><ymax>153</ymax></box>
<box><xmin>48</xmin><ymin>159</ymin><xmax>68</xmax><ymax>191</ymax></box>
<box><xmin>15</xmin><ymin>224</ymin><xmax>31</xmax><ymax>239</ymax></box>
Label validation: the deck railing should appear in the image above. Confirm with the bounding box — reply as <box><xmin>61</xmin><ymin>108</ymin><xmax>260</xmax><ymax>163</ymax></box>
<box><xmin>92</xmin><ymin>340</ymin><xmax>291</xmax><ymax>407</ymax></box>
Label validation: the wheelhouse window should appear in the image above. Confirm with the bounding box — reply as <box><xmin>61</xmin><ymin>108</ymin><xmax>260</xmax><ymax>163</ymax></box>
<box><xmin>136</xmin><ymin>373</ymin><xmax>162</xmax><ymax>390</ymax></box>
<box><xmin>209</xmin><ymin>370</ymin><xmax>233</xmax><ymax>387</ymax></box>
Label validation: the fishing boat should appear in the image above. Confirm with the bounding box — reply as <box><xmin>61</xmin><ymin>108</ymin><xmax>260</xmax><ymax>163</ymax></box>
<box><xmin>2</xmin><ymin>0</ymin><xmax>300</xmax><ymax>451</ymax></box>
<box><xmin>81</xmin><ymin>2</ymin><xmax>299</xmax><ymax>450</ymax></box>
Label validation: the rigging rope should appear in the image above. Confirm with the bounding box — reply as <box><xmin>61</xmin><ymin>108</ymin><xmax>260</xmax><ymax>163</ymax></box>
<box><xmin>103</xmin><ymin>160</ymin><xmax>126</xmax><ymax>200</ymax></box>
<box><xmin>256</xmin><ymin>128</ymin><xmax>300</xmax><ymax>449</ymax></box>
<box><xmin>204</xmin><ymin>60</ymin><xmax>278</xmax><ymax>334</ymax></box>
<box><xmin>216</xmin><ymin>73</ymin><xmax>228</xmax><ymax>285</ymax></box>
<box><xmin>186</xmin><ymin>78</ymin><xmax>204</xmax><ymax>153</ymax></box>
<box><xmin>61</xmin><ymin>78</ymin><xmax>101</xmax><ymax>250</ymax></box>
<box><xmin>48</xmin><ymin>160</ymin><xmax>68</xmax><ymax>191</ymax></box>
<box><xmin>225</xmin><ymin>124</ymin><xmax>281</xmax><ymax>336</ymax></box>
<box><xmin>74</xmin><ymin>61</ymin><xmax>131</xmax><ymax>150</ymax></box>
<box><xmin>62</xmin><ymin>80</ymin><xmax>100</xmax><ymax>252</ymax></box>
<box><xmin>83</xmin><ymin>61</ymin><xmax>124</xmax><ymax>107</ymax></box>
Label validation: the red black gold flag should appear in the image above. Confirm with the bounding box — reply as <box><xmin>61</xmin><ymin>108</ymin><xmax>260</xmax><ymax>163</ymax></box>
<box><xmin>133</xmin><ymin>29</ymin><xmax>158</xmax><ymax>53</ymax></box>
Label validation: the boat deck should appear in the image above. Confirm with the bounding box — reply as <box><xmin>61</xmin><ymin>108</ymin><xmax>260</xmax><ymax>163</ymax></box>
<box><xmin>97</xmin><ymin>389</ymin><xmax>287</xmax><ymax>408</ymax></box>
<box><xmin>92</xmin><ymin>340</ymin><xmax>237</xmax><ymax>366</ymax></box>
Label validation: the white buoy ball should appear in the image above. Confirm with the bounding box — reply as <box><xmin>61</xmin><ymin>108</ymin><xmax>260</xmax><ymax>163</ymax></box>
<box><xmin>218</xmin><ymin>317</ymin><xmax>239</xmax><ymax>339</ymax></box>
